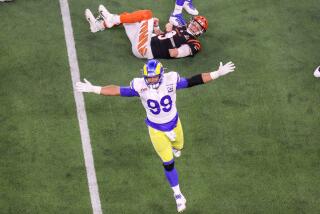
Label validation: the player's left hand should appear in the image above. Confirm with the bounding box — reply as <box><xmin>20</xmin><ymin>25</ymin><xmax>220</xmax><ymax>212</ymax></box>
<box><xmin>210</xmin><ymin>61</ymin><xmax>236</xmax><ymax>80</ymax></box>
<box><xmin>217</xmin><ymin>61</ymin><xmax>236</xmax><ymax>76</ymax></box>
<box><xmin>153</xmin><ymin>18</ymin><xmax>160</xmax><ymax>27</ymax></box>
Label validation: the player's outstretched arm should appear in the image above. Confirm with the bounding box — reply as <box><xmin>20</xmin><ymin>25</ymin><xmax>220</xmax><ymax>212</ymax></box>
<box><xmin>76</xmin><ymin>79</ymin><xmax>120</xmax><ymax>96</ymax></box>
<box><xmin>203</xmin><ymin>61</ymin><xmax>236</xmax><ymax>83</ymax></box>
<box><xmin>177</xmin><ymin>62</ymin><xmax>236</xmax><ymax>89</ymax></box>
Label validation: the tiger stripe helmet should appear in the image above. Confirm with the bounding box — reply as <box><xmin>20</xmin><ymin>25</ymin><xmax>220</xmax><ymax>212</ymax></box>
<box><xmin>188</xmin><ymin>15</ymin><xmax>208</xmax><ymax>37</ymax></box>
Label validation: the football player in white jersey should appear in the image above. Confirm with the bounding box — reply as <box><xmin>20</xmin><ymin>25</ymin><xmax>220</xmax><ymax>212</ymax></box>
<box><xmin>76</xmin><ymin>59</ymin><xmax>236</xmax><ymax>213</ymax></box>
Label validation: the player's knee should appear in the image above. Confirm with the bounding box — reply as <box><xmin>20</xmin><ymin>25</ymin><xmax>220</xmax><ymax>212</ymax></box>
<box><xmin>142</xmin><ymin>10</ymin><xmax>153</xmax><ymax>19</ymax></box>
<box><xmin>174</xmin><ymin>144</ymin><xmax>183</xmax><ymax>150</ymax></box>
<box><xmin>163</xmin><ymin>160</ymin><xmax>175</xmax><ymax>171</ymax></box>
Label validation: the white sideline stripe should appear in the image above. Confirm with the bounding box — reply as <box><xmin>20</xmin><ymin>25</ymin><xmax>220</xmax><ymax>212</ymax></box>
<box><xmin>59</xmin><ymin>1</ymin><xmax>103</xmax><ymax>213</ymax></box>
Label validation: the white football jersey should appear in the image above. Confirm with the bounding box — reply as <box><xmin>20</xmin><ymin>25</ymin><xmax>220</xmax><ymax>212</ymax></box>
<box><xmin>130</xmin><ymin>71</ymin><xmax>180</xmax><ymax>125</ymax></box>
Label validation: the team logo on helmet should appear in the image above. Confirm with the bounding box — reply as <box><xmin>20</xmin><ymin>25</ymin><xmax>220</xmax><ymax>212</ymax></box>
<box><xmin>142</xmin><ymin>59</ymin><xmax>164</xmax><ymax>89</ymax></box>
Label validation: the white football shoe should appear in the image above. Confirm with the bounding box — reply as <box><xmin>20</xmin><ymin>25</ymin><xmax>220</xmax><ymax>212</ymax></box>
<box><xmin>85</xmin><ymin>9</ymin><xmax>101</xmax><ymax>33</ymax></box>
<box><xmin>98</xmin><ymin>4</ymin><xmax>117</xmax><ymax>28</ymax></box>
<box><xmin>98</xmin><ymin>4</ymin><xmax>111</xmax><ymax>18</ymax></box>
<box><xmin>314</xmin><ymin>66</ymin><xmax>320</xmax><ymax>78</ymax></box>
<box><xmin>183</xmin><ymin>0</ymin><xmax>199</xmax><ymax>16</ymax></box>
<box><xmin>174</xmin><ymin>193</ymin><xmax>186</xmax><ymax>213</ymax></box>
<box><xmin>172</xmin><ymin>148</ymin><xmax>181</xmax><ymax>158</ymax></box>
<box><xmin>169</xmin><ymin>13</ymin><xmax>187</xmax><ymax>27</ymax></box>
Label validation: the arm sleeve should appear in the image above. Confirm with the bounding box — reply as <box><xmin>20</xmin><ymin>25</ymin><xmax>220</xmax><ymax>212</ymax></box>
<box><xmin>176</xmin><ymin>44</ymin><xmax>192</xmax><ymax>58</ymax></box>
<box><xmin>176</xmin><ymin>74</ymin><xmax>204</xmax><ymax>90</ymax></box>
<box><xmin>176</xmin><ymin>77</ymin><xmax>189</xmax><ymax>90</ymax></box>
<box><xmin>120</xmin><ymin>86</ymin><xmax>140</xmax><ymax>97</ymax></box>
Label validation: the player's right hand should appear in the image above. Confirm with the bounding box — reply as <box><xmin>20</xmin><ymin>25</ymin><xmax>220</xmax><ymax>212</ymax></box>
<box><xmin>76</xmin><ymin>79</ymin><xmax>101</xmax><ymax>94</ymax></box>
<box><xmin>165</xmin><ymin>23</ymin><xmax>173</xmax><ymax>32</ymax></box>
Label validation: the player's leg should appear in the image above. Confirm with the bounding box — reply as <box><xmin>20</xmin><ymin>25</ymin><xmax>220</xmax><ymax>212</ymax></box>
<box><xmin>98</xmin><ymin>5</ymin><xmax>154</xmax><ymax>58</ymax></box>
<box><xmin>169</xmin><ymin>0</ymin><xmax>187</xmax><ymax>26</ymax></box>
<box><xmin>173</xmin><ymin>0</ymin><xmax>185</xmax><ymax>15</ymax></box>
<box><xmin>124</xmin><ymin>17</ymin><xmax>154</xmax><ymax>59</ymax></box>
<box><xmin>85</xmin><ymin>5</ymin><xmax>153</xmax><ymax>33</ymax></box>
<box><xmin>148</xmin><ymin>126</ymin><xmax>186</xmax><ymax>212</ymax></box>
<box><xmin>163</xmin><ymin>159</ymin><xmax>186</xmax><ymax>213</ymax></box>
<box><xmin>119</xmin><ymin>10</ymin><xmax>153</xmax><ymax>24</ymax></box>
<box><xmin>171</xmin><ymin>119</ymin><xmax>184</xmax><ymax>158</ymax></box>
<box><xmin>85</xmin><ymin>9</ymin><xmax>106</xmax><ymax>33</ymax></box>
<box><xmin>148</xmin><ymin>126</ymin><xmax>174</xmax><ymax>163</ymax></box>
<box><xmin>99</xmin><ymin>5</ymin><xmax>152</xmax><ymax>28</ymax></box>
<box><xmin>170</xmin><ymin>0</ymin><xmax>199</xmax><ymax>26</ymax></box>
<box><xmin>121</xmin><ymin>22</ymin><xmax>140</xmax><ymax>45</ymax></box>
<box><xmin>183</xmin><ymin>0</ymin><xmax>199</xmax><ymax>16</ymax></box>
<box><xmin>173</xmin><ymin>0</ymin><xmax>199</xmax><ymax>16</ymax></box>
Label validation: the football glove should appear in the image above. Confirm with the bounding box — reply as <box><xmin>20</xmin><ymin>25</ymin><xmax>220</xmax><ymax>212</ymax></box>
<box><xmin>210</xmin><ymin>61</ymin><xmax>236</xmax><ymax>79</ymax></box>
<box><xmin>76</xmin><ymin>79</ymin><xmax>101</xmax><ymax>94</ymax></box>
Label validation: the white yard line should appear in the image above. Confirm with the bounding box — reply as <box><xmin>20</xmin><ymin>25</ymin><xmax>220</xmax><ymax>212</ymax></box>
<box><xmin>59</xmin><ymin>0</ymin><xmax>103</xmax><ymax>213</ymax></box>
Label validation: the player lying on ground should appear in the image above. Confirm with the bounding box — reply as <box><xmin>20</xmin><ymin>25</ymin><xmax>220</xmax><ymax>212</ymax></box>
<box><xmin>85</xmin><ymin>5</ymin><xmax>208</xmax><ymax>59</ymax></box>
<box><xmin>76</xmin><ymin>59</ymin><xmax>236</xmax><ymax>213</ymax></box>
<box><xmin>170</xmin><ymin>0</ymin><xmax>199</xmax><ymax>26</ymax></box>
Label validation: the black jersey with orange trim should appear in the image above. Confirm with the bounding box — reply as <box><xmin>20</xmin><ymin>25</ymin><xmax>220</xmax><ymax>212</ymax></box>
<box><xmin>150</xmin><ymin>26</ymin><xmax>201</xmax><ymax>59</ymax></box>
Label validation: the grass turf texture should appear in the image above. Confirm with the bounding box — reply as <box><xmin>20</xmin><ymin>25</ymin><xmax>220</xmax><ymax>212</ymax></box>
<box><xmin>1</xmin><ymin>0</ymin><xmax>320</xmax><ymax>213</ymax></box>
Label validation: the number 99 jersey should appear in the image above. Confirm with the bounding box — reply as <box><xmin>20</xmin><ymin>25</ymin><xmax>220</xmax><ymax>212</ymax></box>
<box><xmin>130</xmin><ymin>71</ymin><xmax>180</xmax><ymax>131</ymax></box>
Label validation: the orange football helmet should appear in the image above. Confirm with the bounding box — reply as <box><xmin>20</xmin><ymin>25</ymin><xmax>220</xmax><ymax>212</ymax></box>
<box><xmin>188</xmin><ymin>16</ymin><xmax>208</xmax><ymax>37</ymax></box>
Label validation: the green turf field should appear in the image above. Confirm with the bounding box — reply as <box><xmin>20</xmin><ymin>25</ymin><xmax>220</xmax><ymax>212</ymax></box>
<box><xmin>1</xmin><ymin>0</ymin><xmax>320</xmax><ymax>213</ymax></box>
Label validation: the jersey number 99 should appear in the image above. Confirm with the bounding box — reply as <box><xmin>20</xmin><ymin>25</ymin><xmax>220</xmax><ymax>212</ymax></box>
<box><xmin>147</xmin><ymin>95</ymin><xmax>172</xmax><ymax>115</ymax></box>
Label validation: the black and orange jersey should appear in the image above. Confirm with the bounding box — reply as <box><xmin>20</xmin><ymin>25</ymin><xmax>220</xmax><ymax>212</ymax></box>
<box><xmin>150</xmin><ymin>26</ymin><xmax>201</xmax><ymax>59</ymax></box>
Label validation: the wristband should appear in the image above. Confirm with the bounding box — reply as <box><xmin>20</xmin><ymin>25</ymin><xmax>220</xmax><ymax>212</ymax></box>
<box><xmin>210</xmin><ymin>71</ymin><xmax>220</xmax><ymax>80</ymax></box>
<box><xmin>187</xmin><ymin>74</ymin><xmax>204</xmax><ymax>87</ymax></box>
<box><xmin>93</xmin><ymin>86</ymin><xmax>102</xmax><ymax>94</ymax></box>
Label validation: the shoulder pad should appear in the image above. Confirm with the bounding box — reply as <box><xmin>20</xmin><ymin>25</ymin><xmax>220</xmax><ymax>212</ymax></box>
<box><xmin>130</xmin><ymin>78</ymin><xmax>146</xmax><ymax>93</ymax></box>
<box><xmin>164</xmin><ymin>71</ymin><xmax>179</xmax><ymax>84</ymax></box>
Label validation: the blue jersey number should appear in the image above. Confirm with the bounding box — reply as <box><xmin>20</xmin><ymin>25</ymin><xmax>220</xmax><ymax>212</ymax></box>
<box><xmin>147</xmin><ymin>95</ymin><xmax>172</xmax><ymax>115</ymax></box>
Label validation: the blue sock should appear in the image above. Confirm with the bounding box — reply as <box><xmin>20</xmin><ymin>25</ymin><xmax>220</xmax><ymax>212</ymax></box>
<box><xmin>176</xmin><ymin>0</ymin><xmax>185</xmax><ymax>7</ymax></box>
<box><xmin>163</xmin><ymin>160</ymin><xmax>179</xmax><ymax>187</ymax></box>
<box><xmin>164</xmin><ymin>168</ymin><xmax>179</xmax><ymax>187</ymax></box>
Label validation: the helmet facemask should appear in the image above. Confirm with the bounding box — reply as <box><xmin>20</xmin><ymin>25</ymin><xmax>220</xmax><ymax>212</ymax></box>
<box><xmin>187</xmin><ymin>16</ymin><xmax>208</xmax><ymax>37</ymax></box>
<box><xmin>187</xmin><ymin>19</ymin><xmax>205</xmax><ymax>36</ymax></box>
<box><xmin>144</xmin><ymin>75</ymin><xmax>163</xmax><ymax>89</ymax></box>
<box><xmin>142</xmin><ymin>60</ymin><xmax>164</xmax><ymax>89</ymax></box>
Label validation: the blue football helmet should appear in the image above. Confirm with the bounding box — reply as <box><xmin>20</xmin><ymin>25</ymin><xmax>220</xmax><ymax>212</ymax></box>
<box><xmin>142</xmin><ymin>59</ymin><xmax>164</xmax><ymax>89</ymax></box>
